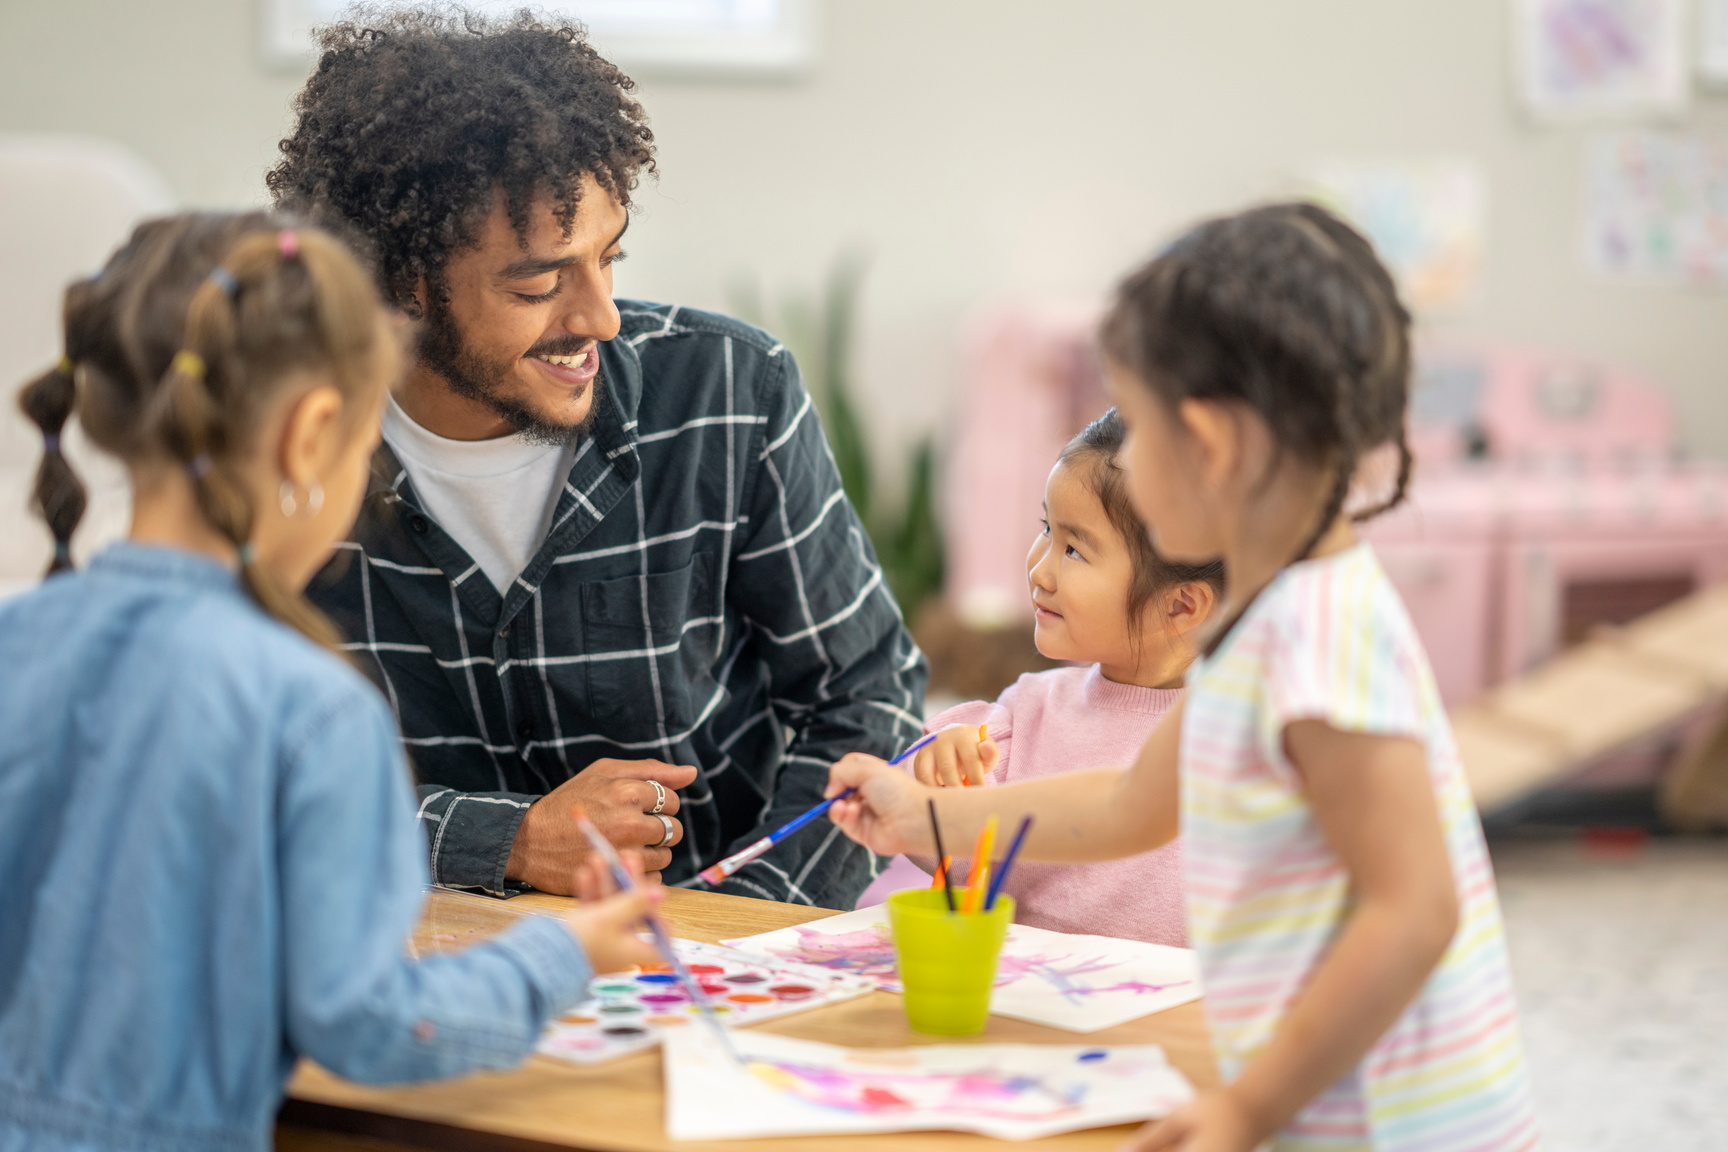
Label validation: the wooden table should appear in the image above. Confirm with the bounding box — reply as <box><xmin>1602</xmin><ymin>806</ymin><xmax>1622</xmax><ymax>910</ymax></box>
<box><xmin>278</xmin><ymin>888</ymin><xmax>1217</xmax><ymax>1152</ymax></box>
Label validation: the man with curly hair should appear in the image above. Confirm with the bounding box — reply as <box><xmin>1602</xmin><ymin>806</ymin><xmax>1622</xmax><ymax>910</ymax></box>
<box><xmin>269</xmin><ymin>8</ymin><xmax>926</xmax><ymax>908</ymax></box>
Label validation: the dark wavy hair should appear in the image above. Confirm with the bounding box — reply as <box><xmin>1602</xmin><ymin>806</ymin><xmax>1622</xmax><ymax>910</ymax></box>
<box><xmin>266</xmin><ymin>4</ymin><xmax>657</xmax><ymax>310</ymax></box>
<box><xmin>1101</xmin><ymin>202</ymin><xmax>1413</xmax><ymax>568</ymax></box>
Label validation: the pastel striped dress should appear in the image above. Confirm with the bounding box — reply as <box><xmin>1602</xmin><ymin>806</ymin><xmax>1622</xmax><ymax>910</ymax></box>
<box><xmin>1182</xmin><ymin>544</ymin><xmax>1539</xmax><ymax>1152</ymax></box>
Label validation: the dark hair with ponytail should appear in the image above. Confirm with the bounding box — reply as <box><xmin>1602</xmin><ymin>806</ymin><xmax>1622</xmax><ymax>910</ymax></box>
<box><xmin>1059</xmin><ymin>408</ymin><xmax>1226</xmax><ymax>665</ymax></box>
<box><xmin>15</xmin><ymin>211</ymin><xmax>392</xmax><ymax>649</ymax></box>
<box><xmin>1099</xmin><ymin>202</ymin><xmax>1414</xmax><ymax>571</ymax></box>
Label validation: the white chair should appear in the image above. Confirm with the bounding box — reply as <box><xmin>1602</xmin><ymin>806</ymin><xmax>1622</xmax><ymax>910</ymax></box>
<box><xmin>0</xmin><ymin>134</ymin><xmax>174</xmax><ymax>596</ymax></box>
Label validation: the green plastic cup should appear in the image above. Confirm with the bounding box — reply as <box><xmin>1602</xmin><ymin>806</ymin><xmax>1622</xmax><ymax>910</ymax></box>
<box><xmin>887</xmin><ymin>888</ymin><xmax>1015</xmax><ymax>1035</ymax></box>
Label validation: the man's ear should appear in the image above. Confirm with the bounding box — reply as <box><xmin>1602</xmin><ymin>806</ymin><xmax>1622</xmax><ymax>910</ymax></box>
<box><xmin>1162</xmin><ymin>579</ymin><xmax>1218</xmax><ymax>638</ymax></box>
<box><xmin>278</xmin><ymin>380</ymin><xmax>346</xmax><ymax>489</ymax></box>
<box><xmin>401</xmin><ymin>275</ymin><xmax>429</xmax><ymax>321</ymax></box>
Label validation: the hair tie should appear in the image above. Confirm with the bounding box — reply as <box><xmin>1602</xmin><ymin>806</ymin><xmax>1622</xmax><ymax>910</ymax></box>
<box><xmin>43</xmin><ymin>433</ymin><xmax>61</xmax><ymax>453</ymax></box>
<box><xmin>237</xmin><ymin>543</ymin><xmax>257</xmax><ymax>565</ymax></box>
<box><xmin>208</xmin><ymin>267</ymin><xmax>240</xmax><ymax>298</ymax></box>
<box><xmin>171</xmin><ymin>350</ymin><xmax>206</xmax><ymax>381</ymax></box>
<box><xmin>57</xmin><ymin>355</ymin><xmax>73</xmax><ymax>376</ymax></box>
<box><xmin>188</xmin><ymin>453</ymin><xmax>213</xmax><ymax>480</ymax></box>
<box><xmin>278</xmin><ymin>230</ymin><xmax>300</xmax><ymax>259</ymax></box>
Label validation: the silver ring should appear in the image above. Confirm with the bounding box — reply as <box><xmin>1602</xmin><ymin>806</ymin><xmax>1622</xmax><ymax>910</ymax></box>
<box><xmin>647</xmin><ymin>780</ymin><xmax>667</xmax><ymax>815</ymax></box>
<box><xmin>652</xmin><ymin>813</ymin><xmax>676</xmax><ymax>848</ymax></box>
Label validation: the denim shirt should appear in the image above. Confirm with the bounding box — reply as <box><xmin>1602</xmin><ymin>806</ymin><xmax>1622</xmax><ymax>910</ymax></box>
<box><xmin>0</xmin><ymin>544</ymin><xmax>591</xmax><ymax>1152</ymax></box>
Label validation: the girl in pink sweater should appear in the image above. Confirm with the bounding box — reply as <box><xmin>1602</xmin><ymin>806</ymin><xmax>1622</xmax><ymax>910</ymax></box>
<box><xmin>860</xmin><ymin>409</ymin><xmax>1222</xmax><ymax>945</ymax></box>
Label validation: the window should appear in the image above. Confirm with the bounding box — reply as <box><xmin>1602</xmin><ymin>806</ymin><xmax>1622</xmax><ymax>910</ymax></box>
<box><xmin>261</xmin><ymin>0</ymin><xmax>816</xmax><ymax>77</ymax></box>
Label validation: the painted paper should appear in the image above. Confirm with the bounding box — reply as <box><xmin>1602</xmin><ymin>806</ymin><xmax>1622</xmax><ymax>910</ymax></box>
<box><xmin>1586</xmin><ymin>133</ymin><xmax>1728</xmax><ymax>284</ymax></box>
<box><xmin>663</xmin><ymin>1027</ymin><xmax>1194</xmax><ymax>1141</ymax></box>
<box><xmin>1303</xmin><ymin>161</ymin><xmax>1487</xmax><ymax>312</ymax></box>
<box><xmin>1514</xmin><ymin>0</ymin><xmax>1687</xmax><ymax>118</ymax></box>
<box><xmin>725</xmin><ymin>905</ymin><xmax>1201</xmax><ymax>1032</ymax></box>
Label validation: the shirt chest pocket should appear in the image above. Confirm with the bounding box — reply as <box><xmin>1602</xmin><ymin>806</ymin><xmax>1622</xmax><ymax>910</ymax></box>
<box><xmin>580</xmin><ymin>553</ymin><xmax>722</xmax><ymax>737</ymax></box>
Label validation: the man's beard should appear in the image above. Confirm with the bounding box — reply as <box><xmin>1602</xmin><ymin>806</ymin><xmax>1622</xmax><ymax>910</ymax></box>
<box><xmin>418</xmin><ymin>294</ymin><xmax>601</xmax><ymax>447</ymax></box>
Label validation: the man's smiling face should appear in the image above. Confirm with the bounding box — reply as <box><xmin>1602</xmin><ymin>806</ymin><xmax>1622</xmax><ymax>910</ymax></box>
<box><xmin>412</xmin><ymin>171</ymin><xmax>629</xmax><ymax>442</ymax></box>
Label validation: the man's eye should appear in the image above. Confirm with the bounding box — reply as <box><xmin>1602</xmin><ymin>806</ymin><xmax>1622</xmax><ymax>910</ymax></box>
<box><xmin>514</xmin><ymin>280</ymin><xmax>561</xmax><ymax>304</ymax></box>
<box><xmin>602</xmin><ymin>248</ymin><xmax>628</xmax><ymax>267</ymax></box>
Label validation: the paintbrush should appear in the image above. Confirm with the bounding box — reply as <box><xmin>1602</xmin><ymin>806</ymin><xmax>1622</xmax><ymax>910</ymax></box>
<box><xmin>696</xmin><ymin>730</ymin><xmax>945</xmax><ymax>887</ymax></box>
<box><xmin>571</xmin><ymin>806</ymin><xmax>739</xmax><ymax>1062</ymax></box>
<box><xmin>695</xmin><ymin>788</ymin><xmax>857</xmax><ymax>886</ymax></box>
<box><xmin>983</xmin><ymin>814</ymin><xmax>1032</xmax><ymax>911</ymax></box>
<box><xmin>928</xmin><ymin>799</ymin><xmax>956</xmax><ymax>912</ymax></box>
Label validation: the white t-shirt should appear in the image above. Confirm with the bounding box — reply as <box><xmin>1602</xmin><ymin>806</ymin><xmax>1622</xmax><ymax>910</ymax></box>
<box><xmin>382</xmin><ymin>396</ymin><xmax>576</xmax><ymax>594</ymax></box>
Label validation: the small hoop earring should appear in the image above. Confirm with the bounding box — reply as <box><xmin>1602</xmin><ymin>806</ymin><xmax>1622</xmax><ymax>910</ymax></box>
<box><xmin>279</xmin><ymin>480</ymin><xmax>297</xmax><ymax>517</ymax></box>
<box><xmin>306</xmin><ymin>481</ymin><xmax>324</xmax><ymax>516</ymax></box>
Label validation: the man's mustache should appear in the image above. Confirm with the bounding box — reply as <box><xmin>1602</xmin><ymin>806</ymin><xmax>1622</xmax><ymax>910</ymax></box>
<box><xmin>522</xmin><ymin>335</ymin><xmax>598</xmax><ymax>359</ymax></box>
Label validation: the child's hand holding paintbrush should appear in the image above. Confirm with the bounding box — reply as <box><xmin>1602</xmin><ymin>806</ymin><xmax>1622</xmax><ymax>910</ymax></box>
<box><xmin>560</xmin><ymin>834</ymin><xmax>667</xmax><ymax>976</ymax></box>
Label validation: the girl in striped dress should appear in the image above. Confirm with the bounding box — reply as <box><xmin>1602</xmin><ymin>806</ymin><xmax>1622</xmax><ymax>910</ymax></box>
<box><xmin>827</xmin><ymin>203</ymin><xmax>1539</xmax><ymax>1152</ymax></box>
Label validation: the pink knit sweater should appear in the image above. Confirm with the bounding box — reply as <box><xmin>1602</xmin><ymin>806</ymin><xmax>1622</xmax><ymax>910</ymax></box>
<box><xmin>858</xmin><ymin>665</ymin><xmax>1187</xmax><ymax>947</ymax></box>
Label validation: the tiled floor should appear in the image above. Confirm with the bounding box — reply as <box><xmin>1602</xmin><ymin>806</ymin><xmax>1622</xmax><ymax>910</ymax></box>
<box><xmin>1493</xmin><ymin>835</ymin><xmax>1728</xmax><ymax>1151</ymax></box>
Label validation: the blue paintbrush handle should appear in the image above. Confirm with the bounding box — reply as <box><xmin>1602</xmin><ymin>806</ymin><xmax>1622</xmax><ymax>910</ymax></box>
<box><xmin>984</xmin><ymin>815</ymin><xmax>1033</xmax><ymax>911</ymax></box>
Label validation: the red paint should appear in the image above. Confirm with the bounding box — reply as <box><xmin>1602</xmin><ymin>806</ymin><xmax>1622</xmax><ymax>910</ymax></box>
<box><xmin>768</xmin><ymin>984</ymin><xmax>815</xmax><ymax>1001</ymax></box>
<box><xmin>861</xmin><ymin>1086</ymin><xmax>911</xmax><ymax>1108</ymax></box>
<box><xmin>688</xmin><ymin>964</ymin><xmax>724</xmax><ymax>975</ymax></box>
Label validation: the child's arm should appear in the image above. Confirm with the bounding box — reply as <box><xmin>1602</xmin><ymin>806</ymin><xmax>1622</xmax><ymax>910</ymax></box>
<box><xmin>1126</xmin><ymin>723</ymin><xmax>1459</xmax><ymax>1152</ymax></box>
<box><xmin>277</xmin><ymin>691</ymin><xmax>659</xmax><ymax>1084</ymax></box>
<box><xmin>828</xmin><ymin>698</ymin><xmax>1184</xmax><ymax>863</ymax></box>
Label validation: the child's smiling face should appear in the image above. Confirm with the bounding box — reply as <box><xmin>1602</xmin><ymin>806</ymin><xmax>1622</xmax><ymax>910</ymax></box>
<box><xmin>1025</xmin><ymin>460</ymin><xmax>1142</xmax><ymax>673</ymax></box>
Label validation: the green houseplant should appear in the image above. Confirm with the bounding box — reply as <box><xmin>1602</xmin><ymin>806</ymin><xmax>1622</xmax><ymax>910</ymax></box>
<box><xmin>729</xmin><ymin>255</ymin><xmax>943</xmax><ymax>618</ymax></box>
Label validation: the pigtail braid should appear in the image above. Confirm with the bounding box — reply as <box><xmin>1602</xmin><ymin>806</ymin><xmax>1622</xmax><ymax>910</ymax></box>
<box><xmin>17</xmin><ymin>357</ymin><xmax>87</xmax><ymax>575</ymax></box>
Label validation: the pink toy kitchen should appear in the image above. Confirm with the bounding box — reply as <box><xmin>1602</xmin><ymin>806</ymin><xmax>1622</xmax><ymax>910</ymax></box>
<box><xmin>944</xmin><ymin>301</ymin><xmax>1728</xmax><ymax>820</ymax></box>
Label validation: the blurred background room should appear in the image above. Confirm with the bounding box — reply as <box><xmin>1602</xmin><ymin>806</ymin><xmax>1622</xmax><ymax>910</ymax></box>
<box><xmin>3</xmin><ymin>2</ymin><xmax>1726</xmax><ymax>1148</ymax></box>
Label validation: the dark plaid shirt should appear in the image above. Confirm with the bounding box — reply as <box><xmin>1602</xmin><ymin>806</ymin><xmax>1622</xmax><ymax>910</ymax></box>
<box><xmin>309</xmin><ymin>301</ymin><xmax>926</xmax><ymax>908</ymax></box>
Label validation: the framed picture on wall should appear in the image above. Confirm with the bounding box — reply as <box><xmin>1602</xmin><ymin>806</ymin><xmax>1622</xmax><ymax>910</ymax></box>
<box><xmin>260</xmin><ymin>0</ymin><xmax>817</xmax><ymax>78</ymax></box>
<box><xmin>1513</xmin><ymin>0</ymin><xmax>1687</xmax><ymax>119</ymax></box>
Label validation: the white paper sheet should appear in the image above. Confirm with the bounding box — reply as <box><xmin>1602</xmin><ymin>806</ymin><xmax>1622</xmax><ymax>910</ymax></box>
<box><xmin>663</xmin><ymin>1026</ymin><xmax>1194</xmax><ymax>1141</ymax></box>
<box><xmin>726</xmin><ymin>905</ymin><xmax>1202</xmax><ymax>1032</ymax></box>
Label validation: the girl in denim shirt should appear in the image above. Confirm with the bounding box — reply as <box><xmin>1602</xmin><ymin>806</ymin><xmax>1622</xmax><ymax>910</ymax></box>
<box><xmin>0</xmin><ymin>213</ymin><xmax>662</xmax><ymax>1152</ymax></box>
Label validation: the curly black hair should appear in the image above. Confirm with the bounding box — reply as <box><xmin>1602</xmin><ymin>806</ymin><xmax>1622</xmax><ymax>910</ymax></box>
<box><xmin>266</xmin><ymin>4</ymin><xmax>657</xmax><ymax>309</ymax></box>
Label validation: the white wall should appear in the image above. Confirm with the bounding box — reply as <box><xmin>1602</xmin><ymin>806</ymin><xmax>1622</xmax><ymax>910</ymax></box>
<box><xmin>3</xmin><ymin>0</ymin><xmax>1726</xmax><ymax>527</ymax></box>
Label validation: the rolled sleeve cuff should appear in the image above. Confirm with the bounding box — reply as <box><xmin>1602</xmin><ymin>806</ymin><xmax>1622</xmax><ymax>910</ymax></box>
<box><xmin>489</xmin><ymin>914</ymin><xmax>594</xmax><ymax>1019</ymax></box>
<box><xmin>423</xmin><ymin>790</ymin><xmax>536</xmax><ymax>896</ymax></box>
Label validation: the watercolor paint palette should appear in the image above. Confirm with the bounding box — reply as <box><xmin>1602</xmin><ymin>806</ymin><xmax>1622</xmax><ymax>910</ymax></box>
<box><xmin>536</xmin><ymin>939</ymin><xmax>875</xmax><ymax>1065</ymax></box>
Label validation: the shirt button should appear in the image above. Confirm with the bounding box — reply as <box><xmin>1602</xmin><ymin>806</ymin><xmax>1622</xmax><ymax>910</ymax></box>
<box><xmin>499</xmin><ymin>622</ymin><xmax>512</xmax><ymax>638</ymax></box>
<box><xmin>409</xmin><ymin>514</ymin><xmax>429</xmax><ymax>534</ymax></box>
<box><xmin>414</xmin><ymin>1019</ymin><xmax>436</xmax><ymax>1042</ymax></box>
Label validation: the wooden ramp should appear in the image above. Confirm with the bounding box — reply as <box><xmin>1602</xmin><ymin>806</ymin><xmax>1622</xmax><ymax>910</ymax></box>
<box><xmin>1454</xmin><ymin>583</ymin><xmax>1728</xmax><ymax>829</ymax></box>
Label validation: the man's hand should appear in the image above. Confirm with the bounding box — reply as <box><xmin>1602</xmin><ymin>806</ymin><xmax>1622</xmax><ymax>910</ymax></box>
<box><xmin>909</xmin><ymin>724</ymin><xmax>997</xmax><ymax>787</ymax></box>
<box><xmin>505</xmin><ymin>759</ymin><xmax>699</xmax><ymax>893</ymax></box>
